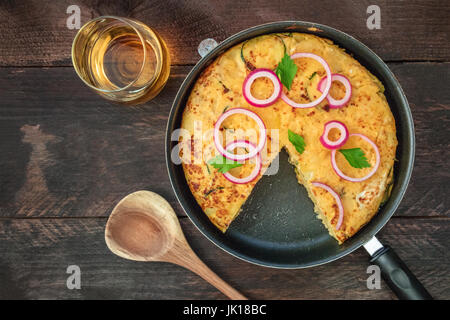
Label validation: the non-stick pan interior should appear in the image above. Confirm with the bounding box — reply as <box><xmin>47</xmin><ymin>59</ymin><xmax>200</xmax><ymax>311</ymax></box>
<box><xmin>166</xmin><ymin>22</ymin><xmax>414</xmax><ymax>268</ymax></box>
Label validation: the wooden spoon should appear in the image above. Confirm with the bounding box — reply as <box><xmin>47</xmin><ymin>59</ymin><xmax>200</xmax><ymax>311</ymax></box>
<box><xmin>105</xmin><ymin>190</ymin><xmax>247</xmax><ymax>300</ymax></box>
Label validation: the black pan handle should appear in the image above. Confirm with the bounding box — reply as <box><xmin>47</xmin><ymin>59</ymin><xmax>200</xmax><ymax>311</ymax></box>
<box><xmin>370</xmin><ymin>246</ymin><xmax>432</xmax><ymax>300</ymax></box>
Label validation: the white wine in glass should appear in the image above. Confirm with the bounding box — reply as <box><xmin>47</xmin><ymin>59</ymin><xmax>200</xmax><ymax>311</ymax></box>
<box><xmin>72</xmin><ymin>16</ymin><xmax>170</xmax><ymax>105</ymax></box>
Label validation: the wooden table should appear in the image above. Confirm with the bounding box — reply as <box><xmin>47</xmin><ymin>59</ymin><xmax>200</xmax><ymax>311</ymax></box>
<box><xmin>0</xmin><ymin>0</ymin><xmax>449</xmax><ymax>300</ymax></box>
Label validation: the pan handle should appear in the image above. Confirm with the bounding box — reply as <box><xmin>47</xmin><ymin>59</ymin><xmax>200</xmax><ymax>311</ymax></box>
<box><xmin>369</xmin><ymin>244</ymin><xmax>432</xmax><ymax>300</ymax></box>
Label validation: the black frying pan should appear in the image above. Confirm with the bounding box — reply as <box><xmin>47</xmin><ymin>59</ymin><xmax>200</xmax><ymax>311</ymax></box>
<box><xmin>165</xmin><ymin>21</ymin><xmax>432</xmax><ymax>299</ymax></box>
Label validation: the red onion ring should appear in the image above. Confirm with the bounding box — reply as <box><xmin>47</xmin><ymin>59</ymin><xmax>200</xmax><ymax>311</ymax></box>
<box><xmin>214</xmin><ymin>108</ymin><xmax>266</xmax><ymax>161</ymax></box>
<box><xmin>317</xmin><ymin>73</ymin><xmax>352</xmax><ymax>108</ymax></box>
<box><xmin>331</xmin><ymin>133</ymin><xmax>381</xmax><ymax>182</ymax></box>
<box><xmin>281</xmin><ymin>53</ymin><xmax>332</xmax><ymax>108</ymax></box>
<box><xmin>222</xmin><ymin>140</ymin><xmax>262</xmax><ymax>184</ymax></box>
<box><xmin>320</xmin><ymin>120</ymin><xmax>349</xmax><ymax>149</ymax></box>
<box><xmin>242</xmin><ymin>68</ymin><xmax>282</xmax><ymax>107</ymax></box>
<box><xmin>311</xmin><ymin>181</ymin><xmax>344</xmax><ymax>230</ymax></box>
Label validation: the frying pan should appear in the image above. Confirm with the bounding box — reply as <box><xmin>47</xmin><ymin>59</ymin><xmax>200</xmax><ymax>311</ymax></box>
<box><xmin>165</xmin><ymin>21</ymin><xmax>432</xmax><ymax>299</ymax></box>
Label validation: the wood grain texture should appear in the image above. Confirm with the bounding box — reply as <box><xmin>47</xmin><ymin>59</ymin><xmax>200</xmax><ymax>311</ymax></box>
<box><xmin>0</xmin><ymin>66</ymin><xmax>190</xmax><ymax>217</ymax></box>
<box><xmin>388</xmin><ymin>63</ymin><xmax>450</xmax><ymax>217</ymax></box>
<box><xmin>0</xmin><ymin>63</ymin><xmax>448</xmax><ymax>218</ymax></box>
<box><xmin>0</xmin><ymin>217</ymin><xmax>448</xmax><ymax>299</ymax></box>
<box><xmin>0</xmin><ymin>0</ymin><xmax>449</xmax><ymax>67</ymax></box>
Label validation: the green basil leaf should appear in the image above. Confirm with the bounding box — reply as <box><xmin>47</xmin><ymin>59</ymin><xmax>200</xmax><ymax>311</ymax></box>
<box><xmin>338</xmin><ymin>148</ymin><xmax>371</xmax><ymax>169</ymax></box>
<box><xmin>207</xmin><ymin>155</ymin><xmax>243</xmax><ymax>173</ymax></box>
<box><xmin>288</xmin><ymin>129</ymin><xmax>306</xmax><ymax>154</ymax></box>
<box><xmin>275</xmin><ymin>53</ymin><xmax>298</xmax><ymax>90</ymax></box>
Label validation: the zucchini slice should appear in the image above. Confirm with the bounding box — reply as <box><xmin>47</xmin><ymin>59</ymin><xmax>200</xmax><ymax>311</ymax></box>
<box><xmin>240</xmin><ymin>34</ymin><xmax>287</xmax><ymax>71</ymax></box>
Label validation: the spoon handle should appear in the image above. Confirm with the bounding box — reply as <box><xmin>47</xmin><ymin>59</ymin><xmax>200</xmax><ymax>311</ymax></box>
<box><xmin>167</xmin><ymin>240</ymin><xmax>247</xmax><ymax>300</ymax></box>
<box><xmin>187</xmin><ymin>252</ymin><xmax>247</xmax><ymax>300</ymax></box>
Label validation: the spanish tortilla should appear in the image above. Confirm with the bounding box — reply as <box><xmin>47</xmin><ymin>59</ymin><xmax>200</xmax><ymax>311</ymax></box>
<box><xmin>180</xmin><ymin>33</ymin><xmax>397</xmax><ymax>243</ymax></box>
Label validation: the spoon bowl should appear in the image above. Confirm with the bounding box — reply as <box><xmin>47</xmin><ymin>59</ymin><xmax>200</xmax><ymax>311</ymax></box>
<box><xmin>105</xmin><ymin>191</ymin><xmax>178</xmax><ymax>261</ymax></box>
<box><xmin>107</xmin><ymin>211</ymin><xmax>170</xmax><ymax>260</ymax></box>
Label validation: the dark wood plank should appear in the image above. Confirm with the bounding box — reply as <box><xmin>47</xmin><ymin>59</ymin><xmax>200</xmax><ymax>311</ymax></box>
<box><xmin>389</xmin><ymin>62</ymin><xmax>450</xmax><ymax>217</ymax></box>
<box><xmin>0</xmin><ymin>66</ymin><xmax>190</xmax><ymax>217</ymax></box>
<box><xmin>0</xmin><ymin>63</ymin><xmax>448</xmax><ymax>218</ymax></box>
<box><xmin>0</xmin><ymin>0</ymin><xmax>449</xmax><ymax>67</ymax></box>
<box><xmin>0</xmin><ymin>217</ymin><xmax>447</xmax><ymax>299</ymax></box>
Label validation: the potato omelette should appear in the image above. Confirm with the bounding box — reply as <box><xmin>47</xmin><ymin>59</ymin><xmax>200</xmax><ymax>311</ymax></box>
<box><xmin>179</xmin><ymin>33</ymin><xmax>397</xmax><ymax>243</ymax></box>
